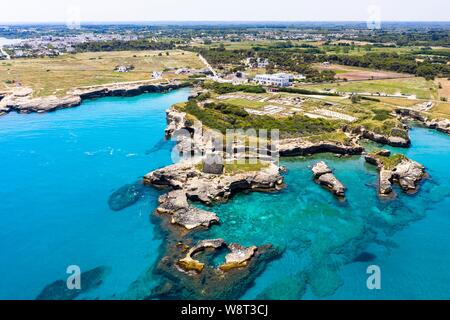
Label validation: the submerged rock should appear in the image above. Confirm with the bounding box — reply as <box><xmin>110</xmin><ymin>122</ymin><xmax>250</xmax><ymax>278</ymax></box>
<box><xmin>311</xmin><ymin>161</ymin><xmax>346</xmax><ymax>197</ymax></box>
<box><xmin>108</xmin><ymin>182</ymin><xmax>145</xmax><ymax>211</ymax></box>
<box><xmin>365</xmin><ymin>151</ymin><xmax>427</xmax><ymax>196</ymax></box>
<box><xmin>150</xmin><ymin>242</ymin><xmax>282</xmax><ymax>300</ymax></box>
<box><xmin>35</xmin><ymin>266</ymin><xmax>108</xmax><ymax>300</ymax></box>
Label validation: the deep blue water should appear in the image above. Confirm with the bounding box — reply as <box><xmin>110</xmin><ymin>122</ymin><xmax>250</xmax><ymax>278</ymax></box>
<box><xmin>0</xmin><ymin>89</ymin><xmax>449</xmax><ymax>299</ymax></box>
<box><xmin>0</xmin><ymin>88</ymin><xmax>191</xmax><ymax>299</ymax></box>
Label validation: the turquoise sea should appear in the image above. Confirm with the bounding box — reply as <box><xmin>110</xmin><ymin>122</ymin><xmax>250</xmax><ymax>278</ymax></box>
<box><xmin>0</xmin><ymin>89</ymin><xmax>449</xmax><ymax>299</ymax></box>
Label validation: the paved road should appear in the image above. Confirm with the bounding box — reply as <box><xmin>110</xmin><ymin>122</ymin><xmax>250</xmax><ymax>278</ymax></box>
<box><xmin>0</xmin><ymin>47</ymin><xmax>11</xmax><ymax>60</ymax></box>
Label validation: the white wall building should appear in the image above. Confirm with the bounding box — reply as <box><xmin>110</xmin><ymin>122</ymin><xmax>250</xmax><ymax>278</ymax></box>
<box><xmin>254</xmin><ymin>73</ymin><xmax>293</xmax><ymax>87</ymax></box>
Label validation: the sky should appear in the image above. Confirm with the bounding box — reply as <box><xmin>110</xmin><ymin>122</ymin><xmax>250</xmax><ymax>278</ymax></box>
<box><xmin>0</xmin><ymin>0</ymin><xmax>449</xmax><ymax>23</ymax></box>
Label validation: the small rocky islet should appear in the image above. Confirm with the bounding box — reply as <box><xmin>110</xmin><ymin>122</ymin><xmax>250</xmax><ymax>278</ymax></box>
<box><xmin>138</xmin><ymin>96</ymin><xmax>430</xmax><ymax>300</ymax></box>
<box><xmin>26</xmin><ymin>84</ymin><xmax>441</xmax><ymax>300</ymax></box>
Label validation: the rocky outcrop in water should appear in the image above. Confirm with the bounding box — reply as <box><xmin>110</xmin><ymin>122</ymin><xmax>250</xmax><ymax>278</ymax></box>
<box><xmin>35</xmin><ymin>266</ymin><xmax>109</xmax><ymax>300</ymax></box>
<box><xmin>150</xmin><ymin>239</ymin><xmax>281</xmax><ymax>300</ymax></box>
<box><xmin>0</xmin><ymin>82</ymin><xmax>187</xmax><ymax>116</ymax></box>
<box><xmin>157</xmin><ymin>190</ymin><xmax>219</xmax><ymax>230</ymax></box>
<box><xmin>351</xmin><ymin>125</ymin><xmax>410</xmax><ymax>147</ymax></box>
<box><xmin>311</xmin><ymin>161</ymin><xmax>346</xmax><ymax>197</ymax></box>
<box><xmin>176</xmin><ymin>239</ymin><xmax>258</xmax><ymax>274</ymax></box>
<box><xmin>220</xmin><ymin>243</ymin><xmax>258</xmax><ymax>271</ymax></box>
<box><xmin>365</xmin><ymin>150</ymin><xmax>427</xmax><ymax>196</ymax></box>
<box><xmin>177</xmin><ymin>239</ymin><xmax>226</xmax><ymax>273</ymax></box>
<box><xmin>145</xmin><ymin>161</ymin><xmax>284</xmax><ymax>205</ymax></box>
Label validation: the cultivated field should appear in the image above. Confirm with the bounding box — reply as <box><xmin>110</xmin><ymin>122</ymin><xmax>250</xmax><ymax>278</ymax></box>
<box><xmin>0</xmin><ymin>50</ymin><xmax>203</xmax><ymax>97</ymax></box>
<box><xmin>315</xmin><ymin>63</ymin><xmax>412</xmax><ymax>81</ymax></box>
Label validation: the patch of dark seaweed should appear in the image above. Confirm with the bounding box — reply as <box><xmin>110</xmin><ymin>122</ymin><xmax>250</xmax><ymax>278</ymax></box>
<box><xmin>108</xmin><ymin>181</ymin><xmax>147</xmax><ymax>211</ymax></box>
<box><xmin>35</xmin><ymin>266</ymin><xmax>109</xmax><ymax>300</ymax></box>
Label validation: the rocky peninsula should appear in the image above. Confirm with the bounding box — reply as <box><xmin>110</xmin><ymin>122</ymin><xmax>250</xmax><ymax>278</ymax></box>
<box><xmin>0</xmin><ymin>81</ymin><xmax>188</xmax><ymax>116</ymax></box>
<box><xmin>365</xmin><ymin>149</ymin><xmax>427</xmax><ymax>196</ymax></box>
<box><xmin>395</xmin><ymin>108</ymin><xmax>450</xmax><ymax>136</ymax></box>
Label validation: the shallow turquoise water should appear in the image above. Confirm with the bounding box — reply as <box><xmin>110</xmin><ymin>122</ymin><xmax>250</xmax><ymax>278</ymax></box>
<box><xmin>0</xmin><ymin>89</ymin><xmax>449</xmax><ymax>299</ymax></box>
<box><xmin>199</xmin><ymin>127</ymin><xmax>450</xmax><ymax>300</ymax></box>
<box><xmin>0</xmin><ymin>88</ymin><xmax>191</xmax><ymax>299</ymax></box>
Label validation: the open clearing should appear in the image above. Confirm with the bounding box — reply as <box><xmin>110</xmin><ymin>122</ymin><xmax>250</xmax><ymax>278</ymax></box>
<box><xmin>0</xmin><ymin>50</ymin><xmax>203</xmax><ymax>97</ymax></box>
<box><xmin>307</xmin><ymin>77</ymin><xmax>438</xmax><ymax>100</ymax></box>
<box><xmin>437</xmin><ymin>78</ymin><xmax>450</xmax><ymax>100</ymax></box>
<box><xmin>315</xmin><ymin>63</ymin><xmax>413</xmax><ymax>81</ymax></box>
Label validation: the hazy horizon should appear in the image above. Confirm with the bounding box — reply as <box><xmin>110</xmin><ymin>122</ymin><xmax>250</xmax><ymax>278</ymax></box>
<box><xmin>1</xmin><ymin>0</ymin><xmax>449</xmax><ymax>24</ymax></box>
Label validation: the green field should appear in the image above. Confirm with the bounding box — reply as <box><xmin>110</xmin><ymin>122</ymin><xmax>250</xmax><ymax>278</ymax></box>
<box><xmin>0</xmin><ymin>50</ymin><xmax>203</xmax><ymax>97</ymax></box>
<box><xmin>308</xmin><ymin>77</ymin><xmax>438</xmax><ymax>100</ymax></box>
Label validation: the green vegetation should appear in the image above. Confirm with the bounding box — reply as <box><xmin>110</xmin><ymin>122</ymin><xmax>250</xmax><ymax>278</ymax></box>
<box><xmin>371</xmin><ymin>108</ymin><xmax>393</xmax><ymax>121</ymax></box>
<box><xmin>196</xmin><ymin>159</ymin><xmax>270</xmax><ymax>175</ymax></box>
<box><xmin>75</xmin><ymin>39</ymin><xmax>175</xmax><ymax>52</ymax></box>
<box><xmin>203</xmin><ymin>82</ymin><xmax>266</xmax><ymax>94</ymax></box>
<box><xmin>305</xmin><ymin>131</ymin><xmax>351</xmax><ymax>144</ymax></box>
<box><xmin>278</xmin><ymin>87</ymin><xmax>339</xmax><ymax>96</ymax></box>
<box><xmin>180</xmin><ymin>100</ymin><xmax>342</xmax><ymax>137</ymax></box>
<box><xmin>224</xmin><ymin>160</ymin><xmax>270</xmax><ymax>174</ymax></box>
<box><xmin>352</xmin><ymin>118</ymin><xmax>408</xmax><ymax>138</ymax></box>
<box><xmin>0</xmin><ymin>50</ymin><xmax>203</xmax><ymax>97</ymax></box>
<box><xmin>370</xmin><ymin>153</ymin><xmax>406</xmax><ymax>170</ymax></box>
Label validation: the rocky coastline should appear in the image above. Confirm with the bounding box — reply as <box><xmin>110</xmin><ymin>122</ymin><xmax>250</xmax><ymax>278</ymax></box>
<box><xmin>364</xmin><ymin>149</ymin><xmax>427</xmax><ymax>197</ymax></box>
<box><xmin>350</xmin><ymin>125</ymin><xmax>411</xmax><ymax>148</ymax></box>
<box><xmin>0</xmin><ymin>81</ymin><xmax>188</xmax><ymax>116</ymax></box>
<box><xmin>311</xmin><ymin>161</ymin><xmax>346</xmax><ymax>197</ymax></box>
<box><xmin>395</xmin><ymin>108</ymin><xmax>450</xmax><ymax>135</ymax></box>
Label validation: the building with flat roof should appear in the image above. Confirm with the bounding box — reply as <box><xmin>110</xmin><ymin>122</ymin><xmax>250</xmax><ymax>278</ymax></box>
<box><xmin>254</xmin><ymin>73</ymin><xmax>293</xmax><ymax>87</ymax></box>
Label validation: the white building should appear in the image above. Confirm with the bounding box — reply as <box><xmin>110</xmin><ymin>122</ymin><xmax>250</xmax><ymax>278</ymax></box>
<box><xmin>254</xmin><ymin>73</ymin><xmax>293</xmax><ymax>87</ymax></box>
<box><xmin>152</xmin><ymin>71</ymin><xmax>163</xmax><ymax>79</ymax></box>
<box><xmin>115</xmin><ymin>65</ymin><xmax>129</xmax><ymax>73</ymax></box>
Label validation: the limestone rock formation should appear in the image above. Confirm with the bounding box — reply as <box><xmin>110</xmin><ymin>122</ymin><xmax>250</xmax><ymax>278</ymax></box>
<box><xmin>311</xmin><ymin>161</ymin><xmax>346</xmax><ymax>197</ymax></box>
<box><xmin>278</xmin><ymin>137</ymin><xmax>364</xmax><ymax>156</ymax></box>
<box><xmin>202</xmin><ymin>152</ymin><xmax>224</xmax><ymax>174</ymax></box>
<box><xmin>0</xmin><ymin>82</ymin><xmax>186</xmax><ymax>116</ymax></box>
<box><xmin>365</xmin><ymin>151</ymin><xmax>427</xmax><ymax>196</ymax></box>
<box><xmin>157</xmin><ymin>190</ymin><xmax>219</xmax><ymax>230</ymax></box>
<box><xmin>177</xmin><ymin>239</ymin><xmax>225</xmax><ymax>273</ymax></box>
<box><xmin>219</xmin><ymin>243</ymin><xmax>258</xmax><ymax>271</ymax></box>
<box><xmin>145</xmin><ymin>161</ymin><xmax>284</xmax><ymax>205</ymax></box>
<box><xmin>351</xmin><ymin>125</ymin><xmax>410</xmax><ymax>147</ymax></box>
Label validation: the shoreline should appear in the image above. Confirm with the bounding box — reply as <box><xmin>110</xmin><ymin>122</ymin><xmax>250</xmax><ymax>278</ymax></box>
<box><xmin>0</xmin><ymin>80</ymin><xmax>191</xmax><ymax>117</ymax></box>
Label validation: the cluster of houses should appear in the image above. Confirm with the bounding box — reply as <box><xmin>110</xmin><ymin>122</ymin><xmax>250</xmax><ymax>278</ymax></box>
<box><xmin>4</xmin><ymin>33</ymin><xmax>140</xmax><ymax>58</ymax></box>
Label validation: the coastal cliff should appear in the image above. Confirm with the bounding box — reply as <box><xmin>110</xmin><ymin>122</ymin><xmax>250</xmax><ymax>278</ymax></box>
<box><xmin>0</xmin><ymin>81</ymin><xmax>188</xmax><ymax>116</ymax></box>
<box><xmin>350</xmin><ymin>125</ymin><xmax>411</xmax><ymax>147</ymax></box>
<box><xmin>365</xmin><ymin>150</ymin><xmax>427</xmax><ymax>197</ymax></box>
<box><xmin>395</xmin><ymin>108</ymin><xmax>450</xmax><ymax>135</ymax></box>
